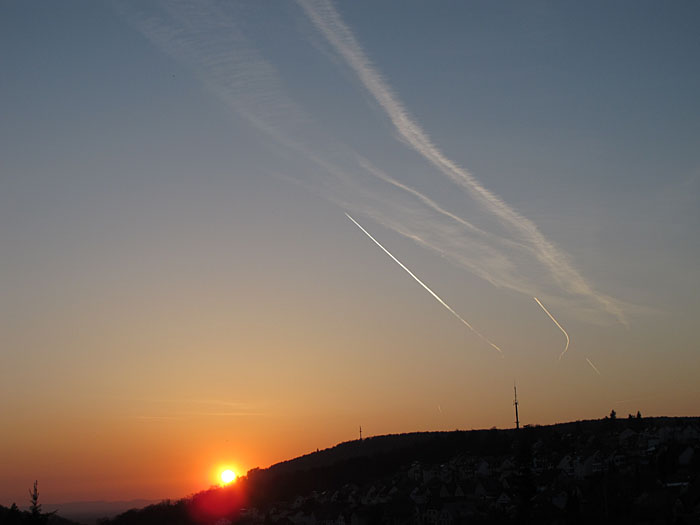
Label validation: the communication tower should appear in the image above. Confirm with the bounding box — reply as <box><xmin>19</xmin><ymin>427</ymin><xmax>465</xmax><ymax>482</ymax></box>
<box><xmin>514</xmin><ymin>383</ymin><xmax>520</xmax><ymax>429</ymax></box>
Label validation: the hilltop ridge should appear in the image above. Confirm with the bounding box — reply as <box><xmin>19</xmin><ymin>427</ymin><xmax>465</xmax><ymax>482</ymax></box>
<box><xmin>100</xmin><ymin>415</ymin><xmax>700</xmax><ymax>524</ymax></box>
<box><xmin>265</xmin><ymin>417</ymin><xmax>687</xmax><ymax>475</ymax></box>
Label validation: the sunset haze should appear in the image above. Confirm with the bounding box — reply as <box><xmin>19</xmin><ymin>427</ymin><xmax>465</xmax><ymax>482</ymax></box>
<box><xmin>2</xmin><ymin>0</ymin><xmax>699</xmax><ymax>507</ymax></box>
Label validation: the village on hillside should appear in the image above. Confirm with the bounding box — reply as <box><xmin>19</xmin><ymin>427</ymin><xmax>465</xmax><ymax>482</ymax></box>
<box><xmin>232</xmin><ymin>417</ymin><xmax>700</xmax><ymax>525</ymax></box>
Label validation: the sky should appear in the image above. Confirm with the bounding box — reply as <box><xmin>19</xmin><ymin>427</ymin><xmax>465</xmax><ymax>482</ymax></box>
<box><xmin>1</xmin><ymin>0</ymin><xmax>699</xmax><ymax>505</ymax></box>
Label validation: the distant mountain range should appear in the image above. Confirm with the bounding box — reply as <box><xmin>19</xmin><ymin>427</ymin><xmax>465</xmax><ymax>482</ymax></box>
<box><xmin>42</xmin><ymin>499</ymin><xmax>159</xmax><ymax>524</ymax></box>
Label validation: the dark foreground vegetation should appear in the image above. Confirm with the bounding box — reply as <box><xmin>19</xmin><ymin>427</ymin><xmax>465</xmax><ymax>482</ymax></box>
<box><xmin>0</xmin><ymin>481</ymin><xmax>80</xmax><ymax>525</ymax></box>
<box><xmin>6</xmin><ymin>416</ymin><xmax>700</xmax><ymax>524</ymax></box>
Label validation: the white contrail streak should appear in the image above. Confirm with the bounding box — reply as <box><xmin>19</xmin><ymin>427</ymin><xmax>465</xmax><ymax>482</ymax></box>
<box><xmin>533</xmin><ymin>297</ymin><xmax>571</xmax><ymax>360</ymax></box>
<box><xmin>586</xmin><ymin>357</ymin><xmax>602</xmax><ymax>376</ymax></box>
<box><xmin>346</xmin><ymin>213</ymin><xmax>503</xmax><ymax>355</ymax></box>
<box><xmin>298</xmin><ymin>0</ymin><xmax>626</xmax><ymax>325</ymax></box>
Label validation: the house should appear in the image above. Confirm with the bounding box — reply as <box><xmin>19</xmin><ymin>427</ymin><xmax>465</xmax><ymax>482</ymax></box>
<box><xmin>438</xmin><ymin>509</ymin><xmax>453</xmax><ymax>525</ymax></box>
<box><xmin>618</xmin><ymin>428</ymin><xmax>636</xmax><ymax>444</ymax></box>
<box><xmin>476</xmin><ymin>460</ymin><xmax>490</xmax><ymax>477</ymax></box>
<box><xmin>496</xmin><ymin>492</ymin><xmax>512</xmax><ymax>508</ymax></box>
<box><xmin>500</xmin><ymin>458</ymin><xmax>515</xmax><ymax>472</ymax></box>
<box><xmin>678</xmin><ymin>446</ymin><xmax>695</xmax><ymax>466</ymax></box>
<box><xmin>557</xmin><ymin>455</ymin><xmax>574</xmax><ymax>475</ymax></box>
<box><xmin>424</xmin><ymin>508</ymin><xmax>439</xmax><ymax>525</ymax></box>
<box><xmin>407</xmin><ymin>461</ymin><xmax>422</xmax><ymax>482</ymax></box>
<box><xmin>575</xmin><ymin>452</ymin><xmax>602</xmax><ymax>479</ymax></box>
<box><xmin>551</xmin><ymin>491</ymin><xmax>568</xmax><ymax>510</ymax></box>
<box><xmin>680</xmin><ymin>425</ymin><xmax>700</xmax><ymax>443</ymax></box>
<box><xmin>410</xmin><ymin>487</ymin><xmax>427</xmax><ymax>505</ymax></box>
<box><xmin>289</xmin><ymin>510</ymin><xmax>316</xmax><ymax>525</ymax></box>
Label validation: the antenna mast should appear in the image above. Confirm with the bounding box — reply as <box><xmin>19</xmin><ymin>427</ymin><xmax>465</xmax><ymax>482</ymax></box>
<box><xmin>359</xmin><ymin>425</ymin><xmax>363</xmax><ymax>441</ymax></box>
<box><xmin>514</xmin><ymin>383</ymin><xmax>520</xmax><ymax>429</ymax></box>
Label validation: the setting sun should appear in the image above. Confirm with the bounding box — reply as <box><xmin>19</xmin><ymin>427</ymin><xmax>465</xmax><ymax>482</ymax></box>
<box><xmin>220</xmin><ymin>469</ymin><xmax>236</xmax><ymax>484</ymax></box>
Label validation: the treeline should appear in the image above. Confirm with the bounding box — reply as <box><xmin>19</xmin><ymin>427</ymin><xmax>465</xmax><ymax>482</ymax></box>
<box><xmin>98</xmin><ymin>485</ymin><xmax>246</xmax><ymax>525</ymax></box>
<box><xmin>1</xmin><ymin>481</ymin><xmax>79</xmax><ymax>525</ymax></box>
<box><xmin>0</xmin><ymin>503</ymin><xmax>79</xmax><ymax>525</ymax></box>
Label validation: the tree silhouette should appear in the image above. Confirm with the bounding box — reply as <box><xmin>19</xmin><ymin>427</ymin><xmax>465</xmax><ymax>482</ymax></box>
<box><xmin>27</xmin><ymin>480</ymin><xmax>55</xmax><ymax>524</ymax></box>
<box><xmin>609</xmin><ymin>409</ymin><xmax>616</xmax><ymax>420</ymax></box>
<box><xmin>8</xmin><ymin>503</ymin><xmax>22</xmax><ymax>524</ymax></box>
<box><xmin>29</xmin><ymin>480</ymin><xmax>42</xmax><ymax>518</ymax></box>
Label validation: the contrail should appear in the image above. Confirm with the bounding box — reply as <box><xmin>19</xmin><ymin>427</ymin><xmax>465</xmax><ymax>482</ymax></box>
<box><xmin>586</xmin><ymin>357</ymin><xmax>602</xmax><ymax>376</ymax></box>
<box><xmin>346</xmin><ymin>213</ymin><xmax>503</xmax><ymax>355</ymax></box>
<box><xmin>299</xmin><ymin>0</ymin><xmax>626</xmax><ymax>325</ymax></box>
<box><xmin>533</xmin><ymin>297</ymin><xmax>570</xmax><ymax>360</ymax></box>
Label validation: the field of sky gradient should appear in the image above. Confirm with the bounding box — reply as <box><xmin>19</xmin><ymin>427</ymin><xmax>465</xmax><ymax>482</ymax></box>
<box><xmin>1</xmin><ymin>0</ymin><xmax>699</xmax><ymax>504</ymax></box>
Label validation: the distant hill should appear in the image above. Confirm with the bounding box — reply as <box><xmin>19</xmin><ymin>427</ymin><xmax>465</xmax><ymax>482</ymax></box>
<box><xmin>100</xmin><ymin>416</ymin><xmax>700</xmax><ymax>524</ymax></box>
<box><xmin>42</xmin><ymin>500</ymin><xmax>160</xmax><ymax>525</ymax></box>
<box><xmin>0</xmin><ymin>502</ymin><xmax>81</xmax><ymax>524</ymax></box>
<box><xmin>267</xmin><ymin>416</ymin><xmax>698</xmax><ymax>475</ymax></box>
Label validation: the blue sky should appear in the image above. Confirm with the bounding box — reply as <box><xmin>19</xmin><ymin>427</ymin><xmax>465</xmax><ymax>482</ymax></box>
<box><xmin>1</xmin><ymin>0</ymin><xmax>699</xmax><ymax>503</ymax></box>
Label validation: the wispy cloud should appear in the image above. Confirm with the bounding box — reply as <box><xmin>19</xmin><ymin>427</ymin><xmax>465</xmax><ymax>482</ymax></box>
<box><xmin>122</xmin><ymin>396</ymin><xmax>266</xmax><ymax>419</ymax></box>
<box><xmin>135</xmin><ymin>411</ymin><xmax>263</xmax><ymax>420</ymax></box>
<box><xmin>135</xmin><ymin>415</ymin><xmax>182</xmax><ymax>420</ymax></box>
<box><xmin>119</xmin><ymin>0</ymin><xmax>631</xmax><ymax>326</ymax></box>
<box><xmin>297</xmin><ymin>0</ymin><xmax>628</xmax><ymax>325</ymax></box>
<box><xmin>117</xmin><ymin>0</ymin><xmax>309</xmax><ymax>144</ymax></box>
